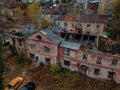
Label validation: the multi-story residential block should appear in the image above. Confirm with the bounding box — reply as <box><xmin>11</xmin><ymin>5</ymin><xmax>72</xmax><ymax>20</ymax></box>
<box><xmin>9</xmin><ymin>25</ymin><xmax>63</xmax><ymax>66</ymax></box>
<box><xmin>9</xmin><ymin>25</ymin><xmax>120</xmax><ymax>84</ymax></box>
<box><xmin>55</xmin><ymin>13</ymin><xmax>108</xmax><ymax>37</ymax></box>
<box><xmin>80</xmin><ymin>14</ymin><xmax>108</xmax><ymax>36</ymax></box>
<box><xmin>55</xmin><ymin>13</ymin><xmax>81</xmax><ymax>34</ymax></box>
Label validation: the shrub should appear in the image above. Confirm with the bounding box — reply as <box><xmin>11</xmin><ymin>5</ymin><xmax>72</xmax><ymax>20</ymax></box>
<box><xmin>51</xmin><ymin>63</ymin><xmax>62</xmax><ymax>73</ymax></box>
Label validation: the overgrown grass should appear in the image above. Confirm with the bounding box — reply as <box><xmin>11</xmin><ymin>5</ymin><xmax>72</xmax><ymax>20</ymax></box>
<box><xmin>27</xmin><ymin>66</ymin><xmax>119</xmax><ymax>90</ymax></box>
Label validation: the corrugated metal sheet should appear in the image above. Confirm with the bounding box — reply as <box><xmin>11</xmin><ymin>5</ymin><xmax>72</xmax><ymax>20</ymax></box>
<box><xmin>40</xmin><ymin>25</ymin><xmax>63</xmax><ymax>44</ymax></box>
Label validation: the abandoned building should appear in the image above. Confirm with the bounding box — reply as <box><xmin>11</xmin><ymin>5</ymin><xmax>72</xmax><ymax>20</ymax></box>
<box><xmin>9</xmin><ymin>24</ymin><xmax>120</xmax><ymax>84</ymax></box>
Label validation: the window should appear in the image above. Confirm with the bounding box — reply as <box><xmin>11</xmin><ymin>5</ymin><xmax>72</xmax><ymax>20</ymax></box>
<box><xmin>94</xmin><ymin>68</ymin><xmax>100</xmax><ymax>75</ymax></box>
<box><xmin>36</xmin><ymin>35</ymin><xmax>41</xmax><ymax>40</ymax></box>
<box><xmin>64</xmin><ymin>48</ymin><xmax>70</xmax><ymax>56</ymax></box>
<box><xmin>96</xmin><ymin>25</ymin><xmax>99</xmax><ymax>28</ymax></box>
<box><xmin>29</xmin><ymin>53</ymin><xmax>35</xmax><ymax>59</ymax></box>
<box><xmin>96</xmin><ymin>56</ymin><xmax>102</xmax><ymax>64</ymax></box>
<box><xmin>45</xmin><ymin>58</ymin><xmax>50</xmax><ymax>64</ymax></box>
<box><xmin>86</xmin><ymin>24</ymin><xmax>91</xmax><ymax>27</ymax></box>
<box><xmin>71</xmin><ymin>23</ymin><xmax>74</xmax><ymax>28</ymax></box>
<box><xmin>64</xmin><ymin>22</ymin><xmax>67</xmax><ymax>26</ymax></box>
<box><xmin>86</xmin><ymin>31</ymin><xmax>90</xmax><ymax>35</ymax></box>
<box><xmin>64</xmin><ymin>60</ymin><xmax>70</xmax><ymax>67</ymax></box>
<box><xmin>58</xmin><ymin>22</ymin><xmax>60</xmax><ymax>26</ymax></box>
<box><xmin>83</xmin><ymin>53</ymin><xmax>88</xmax><ymax>60</ymax></box>
<box><xmin>110</xmin><ymin>59</ymin><xmax>118</xmax><ymax>66</ymax></box>
<box><xmin>108</xmin><ymin>71</ymin><xmax>115</xmax><ymax>79</ymax></box>
<box><xmin>44</xmin><ymin>46</ymin><xmax>50</xmax><ymax>53</ymax></box>
<box><xmin>19</xmin><ymin>40</ymin><xmax>22</xmax><ymax>46</ymax></box>
<box><xmin>30</xmin><ymin>44</ymin><xmax>35</xmax><ymax>50</ymax></box>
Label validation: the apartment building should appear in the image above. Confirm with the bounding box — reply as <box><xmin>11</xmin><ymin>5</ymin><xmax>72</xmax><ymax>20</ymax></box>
<box><xmin>9</xmin><ymin>25</ymin><xmax>120</xmax><ymax>83</ymax></box>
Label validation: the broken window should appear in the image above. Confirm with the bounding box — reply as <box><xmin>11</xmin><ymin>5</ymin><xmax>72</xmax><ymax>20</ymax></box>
<box><xmin>96</xmin><ymin>25</ymin><xmax>100</xmax><ymax>28</ymax></box>
<box><xmin>108</xmin><ymin>71</ymin><xmax>115</xmax><ymax>80</ymax></box>
<box><xmin>44</xmin><ymin>46</ymin><xmax>50</xmax><ymax>53</ymax></box>
<box><xmin>30</xmin><ymin>44</ymin><xmax>35</xmax><ymax>50</ymax></box>
<box><xmin>64</xmin><ymin>60</ymin><xmax>70</xmax><ymax>67</ymax></box>
<box><xmin>86</xmin><ymin>31</ymin><xmax>90</xmax><ymax>35</ymax></box>
<box><xmin>110</xmin><ymin>59</ymin><xmax>118</xmax><ymax>66</ymax></box>
<box><xmin>71</xmin><ymin>23</ymin><xmax>74</xmax><ymax>28</ymax></box>
<box><xmin>94</xmin><ymin>68</ymin><xmax>100</xmax><ymax>75</ymax></box>
<box><xmin>45</xmin><ymin>58</ymin><xmax>50</xmax><ymax>64</ymax></box>
<box><xmin>83</xmin><ymin>53</ymin><xmax>88</xmax><ymax>60</ymax></box>
<box><xmin>86</xmin><ymin>24</ymin><xmax>91</xmax><ymax>27</ymax></box>
<box><xmin>29</xmin><ymin>53</ymin><xmax>35</xmax><ymax>59</ymax></box>
<box><xmin>64</xmin><ymin>22</ymin><xmax>67</xmax><ymax>26</ymax></box>
<box><xmin>96</xmin><ymin>56</ymin><xmax>102</xmax><ymax>64</ymax></box>
<box><xmin>58</xmin><ymin>22</ymin><xmax>60</xmax><ymax>26</ymax></box>
<box><xmin>64</xmin><ymin>48</ymin><xmax>70</xmax><ymax>56</ymax></box>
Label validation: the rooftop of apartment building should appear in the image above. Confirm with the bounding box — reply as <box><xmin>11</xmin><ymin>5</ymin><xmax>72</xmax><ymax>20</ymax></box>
<box><xmin>55</xmin><ymin>12</ymin><xmax>108</xmax><ymax>23</ymax></box>
<box><xmin>11</xmin><ymin>24</ymin><xmax>120</xmax><ymax>56</ymax></box>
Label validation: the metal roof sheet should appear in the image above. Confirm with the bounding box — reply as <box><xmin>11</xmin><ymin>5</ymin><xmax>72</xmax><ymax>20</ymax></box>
<box><xmin>60</xmin><ymin>41</ymin><xmax>81</xmax><ymax>50</ymax></box>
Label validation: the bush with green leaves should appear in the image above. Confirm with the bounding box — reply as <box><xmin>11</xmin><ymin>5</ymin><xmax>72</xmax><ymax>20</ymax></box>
<box><xmin>51</xmin><ymin>63</ymin><xmax>62</xmax><ymax>73</ymax></box>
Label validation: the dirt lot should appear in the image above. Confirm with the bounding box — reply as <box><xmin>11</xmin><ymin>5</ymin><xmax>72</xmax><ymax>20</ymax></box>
<box><xmin>3</xmin><ymin>56</ymin><xmax>120</xmax><ymax>90</ymax></box>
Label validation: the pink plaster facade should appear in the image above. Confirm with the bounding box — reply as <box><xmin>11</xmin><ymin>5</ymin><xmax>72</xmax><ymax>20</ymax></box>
<box><xmin>9</xmin><ymin>28</ymin><xmax>120</xmax><ymax>84</ymax></box>
<box><xmin>26</xmin><ymin>31</ymin><xmax>59</xmax><ymax>65</ymax></box>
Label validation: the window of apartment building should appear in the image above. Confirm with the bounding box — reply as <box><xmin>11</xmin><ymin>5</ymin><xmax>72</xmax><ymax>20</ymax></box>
<box><xmin>30</xmin><ymin>44</ymin><xmax>35</xmax><ymax>50</ymax></box>
<box><xmin>64</xmin><ymin>48</ymin><xmax>70</xmax><ymax>56</ymax></box>
<box><xmin>86</xmin><ymin>24</ymin><xmax>91</xmax><ymax>28</ymax></box>
<box><xmin>29</xmin><ymin>53</ymin><xmax>35</xmax><ymax>59</ymax></box>
<box><xmin>45</xmin><ymin>58</ymin><xmax>50</xmax><ymax>65</ymax></box>
<box><xmin>83</xmin><ymin>53</ymin><xmax>88</xmax><ymax>60</ymax></box>
<box><xmin>36</xmin><ymin>35</ymin><xmax>41</xmax><ymax>40</ymax></box>
<box><xmin>110</xmin><ymin>59</ymin><xmax>118</xmax><ymax>66</ymax></box>
<box><xmin>96</xmin><ymin>56</ymin><xmax>102</xmax><ymax>64</ymax></box>
<box><xmin>44</xmin><ymin>46</ymin><xmax>50</xmax><ymax>53</ymax></box>
<box><xmin>64</xmin><ymin>60</ymin><xmax>70</xmax><ymax>67</ymax></box>
<box><xmin>94</xmin><ymin>68</ymin><xmax>100</xmax><ymax>75</ymax></box>
<box><xmin>64</xmin><ymin>22</ymin><xmax>67</xmax><ymax>26</ymax></box>
<box><xmin>71</xmin><ymin>23</ymin><xmax>74</xmax><ymax>28</ymax></box>
<box><xmin>19</xmin><ymin>40</ymin><xmax>22</xmax><ymax>46</ymax></box>
<box><xmin>96</xmin><ymin>25</ymin><xmax>100</xmax><ymax>29</ymax></box>
<box><xmin>58</xmin><ymin>22</ymin><xmax>60</xmax><ymax>26</ymax></box>
<box><xmin>86</xmin><ymin>31</ymin><xmax>90</xmax><ymax>35</ymax></box>
<box><xmin>108</xmin><ymin>71</ymin><xmax>115</xmax><ymax>80</ymax></box>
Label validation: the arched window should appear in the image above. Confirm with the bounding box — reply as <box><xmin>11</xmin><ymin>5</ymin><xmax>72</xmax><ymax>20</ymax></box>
<box><xmin>36</xmin><ymin>35</ymin><xmax>41</xmax><ymax>40</ymax></box>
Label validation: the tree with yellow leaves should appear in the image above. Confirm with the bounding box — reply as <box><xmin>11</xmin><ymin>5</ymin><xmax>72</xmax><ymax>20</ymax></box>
<box><xmin>27</xmin><ymin>2</ymin><xmax>42</xmax><ymax>29</ymax></box>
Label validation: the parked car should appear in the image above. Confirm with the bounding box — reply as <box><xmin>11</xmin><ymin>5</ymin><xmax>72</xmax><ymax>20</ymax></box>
<box><xmin>4</xmin><ymin>77</ymin><xmax>23</xmax><ymax>90</ymax></box>
<box><xmin>20</xmin><ymin>82</ymin><xmax>36</xmax><ymax>90</ymax></box>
